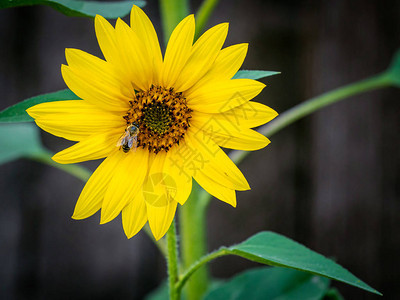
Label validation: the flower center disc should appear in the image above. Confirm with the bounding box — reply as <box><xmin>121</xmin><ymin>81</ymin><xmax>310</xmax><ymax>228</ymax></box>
<box><xmin>123</xmin><ymin>85</ymin><xmax>192</xmax><ymax>154</ymax></box>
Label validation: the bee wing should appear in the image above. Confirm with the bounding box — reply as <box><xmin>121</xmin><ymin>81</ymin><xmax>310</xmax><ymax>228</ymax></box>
<box><xmin>130</xmin><ymin>135</ymin><xmax>138</xmax><ymax>152</ymax></box>
<box><xmin>127</xmin><ymin>136</ymin><xmax>134</xmax><ymax>148</ymax></box>
<box><xmin>116</xmin><ymin>133</ymin><xmax>127</xmax><ymax>147</ymax></box>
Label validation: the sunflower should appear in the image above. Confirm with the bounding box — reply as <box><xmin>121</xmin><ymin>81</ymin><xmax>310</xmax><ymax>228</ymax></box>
<box><xmin>27</xmin><ymin>6</ymin><xmax>278</xmax><ymax>240</ymax></box>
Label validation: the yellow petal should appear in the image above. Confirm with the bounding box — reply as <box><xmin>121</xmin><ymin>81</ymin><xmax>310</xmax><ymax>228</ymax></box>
<box><xmin>27</xmin><ymin>100</ymin><xmax>124</xmax><ymax>141</ymax></box>
<box><xmin>65</xmin><ymin>48</ymin><xmax>133</xmax><ymax>102</ymax></box>
<box><xmin>122</xmin><ymin>191</ymin><xmax>148</xmax><ymax>239</ymax></box>
<box><xmin>33</xmin><ymin>121</ymin><xmax>82</xmax><ymax>142</ymax></box>
<box><xmin>194</xmin><ymin>172</ymin><xmax>236</xmax><ymax>207</ymax></box>
<box><xmin>115</xmin><ymin>18</ymin><xmax>153</xmax><ymax>91</ymax></box>
<box><xmin>95</xmin><ymin>15</ymin><xmax>121</xmax><ymax>64</ymax></box>
<box><xmin>182</xmin><ymin>131</ymin><xmax>250</xmax><ymax>190</ymax></box>
<box><xmin>72</xmin><ymin>151</ymin><xmax>125</xmax><ymax>219</ymax></box>
<box><xmin>61</xmin><ymin>65</ymin><xmax>129</xmax><ymax>113</ymax></box>
<box><xmin>214</xmin><ymin>129</ymin><xmax>270</xmax><ymax>150</ymax></box>
<box><xmin>174</xmin><ymin>23</ymin><xmax>229</xmax><ymax>92</ymax></box>
<box><xmin>190</xmin><ymin>111</ymin><xmax>271</xmax><ymax>150</ymax></box>
<box><xmin>189</xmin><ymin>43</ymin><xmax>248</xmax><ymax>89</ymax></box>
<box><xmin>159</xmin><ymin>138</ymin><xmax>196</xmax><ymax>182</ymax></box>
<box><xmin>220</xmin><ymin>101</ymin><xmax>278</xmax><ymax>128</ymax></box>
<box><xmin>142</xmin><ymin>152</ymin><xmax>168</xmax><ymax>207</ymax></box>
<box><xmin>164</xmin><ymin>148</ymin><xmax>193</xmax><ymax>205</ymax></box>
<box><xmin>161</xmin><ymin>15</ymin><xmax>195</xmax><ymax>88</ymax></box>
<box><xmin>146</xmin><ymin>199</ymin><xmax>178</xmax><ymax>241</ymax></box>
<box><xmin>130</xmin><ymin>5</ymin><xmax>163</xmax><ymax>83</ymax></box>
<box><xmin>140</xmin><ymin>152</ymin><xmax>178</xmax><ymax>240</ymax></box>
<box><xmin>52</xmin><ymin>129</ymin><xmax>121</xmax><ymax>164</ymax></box>
<box><xmin>100</xmin><ymin>148</ymin><xmax>149</xmax><ymax>224</ymax></box>
<box><xmin>95</xmin><ymin>15</ymin><xmax>139</xmax><ymax>88</ymax></box>
<box><xmin>206</xmin><ymin>128</ymin><xmax>270</xmax><ymax>151</ymax></box>
<box><xmin>187</xmin><ymin>79</ymin><xmax>265</xmax><ymax>113</ymax></box>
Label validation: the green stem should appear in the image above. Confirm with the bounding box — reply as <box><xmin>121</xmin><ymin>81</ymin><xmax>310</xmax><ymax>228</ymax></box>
<box><xmin>176</xmin><ymin>71</ymin><xmax>393</xmax><ymax>295</ymax></box>
<box><xmin>179</xmin><ymin>181</ymin><xmax>210</xmax><ymax>300</ymax></box>
<box><xmin>197</xmin><ymin>72</ymin><xmax>392</xmax><ymax>234</ymax></box>
<box><xmin>29</xmin><ymin>150</ymin><xmax>91</xmax><ymax>182</ymax></box>
<box><xmin>194</xmin><ymin>0</ymin><xmax>220</xmax><ymax>39</ymax></box>
<box><xmin>176</xmin><ymin>247</ymin><xmax>229</xmax><ymax>293</ymax></box>
<box><xmin>230</xmin><ymin>72</ymin><xmax>392</xmax><ymax>165</ymax></box>
<box><xmin>167</xmin><ymin>219</ymin><xmax>179</xmax><ymax>300</ymax></box>
<box><xmin>29</xmin><ymin>150</ymin><xmax>171</xmax><ymax>257</ymax></box>
<box><xmin>160</xmin><ymin>0</ymin><xmax>190</xmax><ymax>45</ymax></box>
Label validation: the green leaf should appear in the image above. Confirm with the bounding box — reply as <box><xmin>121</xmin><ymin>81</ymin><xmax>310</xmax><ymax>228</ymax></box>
<box><xmin>0</xmin><ymin>123</ymin><xmax>45</xmax><ymax>165</ymax></box>
<box><xmin>203</xmin><ymin>267</ymin><xmax>330</xmax><ymax>300</ymax></box>
<box><xmin>385</xmin><ymin>48</ymin><xmax>400</xmax><ymax>87</ymax></box>
<box><xmin>160</xmin><ymin>0</ymin><xmax>189</xmax><ymax>44</ymax></box>
<box><xmin>145</xmin><ymin>279</ymin><xmax>223</xmax><ymax>300</ymax></box>
<box><xmin>0</xmin><ymin>89</ymin><xmax>79</xmax><ymax>123</ymax></box>
<box><xmin>233</xmin><ymin>70</ymin><xmax>280</xmax><ymax>80</ymax></box>
<box><xmin>227</xmin><ymin>231</ymin><xmax>381</xmax><ymax>296</ymax></box>
<box><xmin>194</xmin><ymin>0</ymin><xmax>220</xmax><ymax>39</ymax></box>
<box><xmin>145</xmin><ymin>282</ymin><xmax>168</xmax><ymax>300</ymax></box>
<box><xmin>324</xmin><ymin>288</ymin><xmax>345</xmax><ymax>300</ymax></box>
<box><xmin>0</xmin><ymin>0</ymin><xmax>145</xmax><ymax>19</ymax></box>
<box><xmin>0</xmin><ymin>123</ymin><xmax>91</xmax><ymax>180</ymax></box>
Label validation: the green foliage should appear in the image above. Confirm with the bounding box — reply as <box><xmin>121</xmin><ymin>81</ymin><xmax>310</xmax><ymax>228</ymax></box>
<box><xmin>145</xmin><ymin>282</ymin><xmax>169</xmax><ymax>300</ymax></box>
<box><xmin>385</xmin><ymin>48</ymin><xmax>400</xmax><ymax>87</ymax></box>
<box><xmin>0</xmin><ymin>0</ymin><xmax>145</xmax><ymax>19</ymax></box>
<box><xmin>233</xmin><ymin>70</ymin><xmax>280</xmax><ymax>80</ymax></box>
<box><xmin>203</xmin><ymin>267</ymin><xmax>330</xmax><ymax>300</ymax></box>
<box><xmin>194</xmin><ymin>0</ymin><xmax>220</xmax><ymax>39</ymax></box>
<box><xmin>0</xmin><ymin>89</ymin><xmax>79</xmax><ymax>123</ymax></box>
<box><xmin>0</xmin><ymin>122</ymin><xmax>91</xmax><ymax>180</ymax></box>
<box><xmin>0</xmin><ymin>123</ymin><xmax>44</xmax><ymax>165</ymax></box>
<box><xmin>145</xmin><ymin>280</ymin><xmax>225</xmax><ymax>300</ymax></box>
<box><xmin>226</xmin><ymin>231</ymin><xmax>381</xmax><ymax>296</ymax></box>
<box><xmin>324</xmin><ymin>288</ymin><xmax>345</xmax><ymax>300</ymax></box>
<box><xmin>0</xmin><ymin>69</ymin><xmax>279</xmax><ymax>124</ymax></box>
<box><xmin>146</xmin><ymin>268</ymin><xmax>332</xmax><ymax>300</ymax></box>
<box><xmin>160</xmin><ymin>0</ymin><xmax>189</xmax><ymax>44</ymax></box>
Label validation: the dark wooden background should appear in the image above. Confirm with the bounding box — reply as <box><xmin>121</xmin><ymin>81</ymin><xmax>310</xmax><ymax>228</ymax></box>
<box><xmin>0</xmin><ymin>0</ymin><xmax>399</xmax><ymax>299</ymax></box>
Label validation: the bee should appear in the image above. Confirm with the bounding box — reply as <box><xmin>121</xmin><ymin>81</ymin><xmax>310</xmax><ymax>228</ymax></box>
<box><xmin>117</xmin><ymin>123</ymin><xmax>139</xmax><ymax>153</ymax></box>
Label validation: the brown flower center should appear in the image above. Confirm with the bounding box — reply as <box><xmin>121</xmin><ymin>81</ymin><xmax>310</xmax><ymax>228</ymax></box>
<box><xmin>122</xmin><ymin>85</ymin><xmax>192</xmax><ymax>154</ymax></box>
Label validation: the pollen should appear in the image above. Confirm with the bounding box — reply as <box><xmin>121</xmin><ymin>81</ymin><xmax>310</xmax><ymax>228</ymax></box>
<box><xmin>123</xmin><ymin>85</ymin><xmax>192</xmax><ymax>154</ymax></box>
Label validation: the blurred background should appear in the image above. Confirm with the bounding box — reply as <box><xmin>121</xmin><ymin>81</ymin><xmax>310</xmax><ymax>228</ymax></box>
<box><xmin>0</xmin><ymin>0</ymin><xmax>399</xmax><ymax>299</ymax></box>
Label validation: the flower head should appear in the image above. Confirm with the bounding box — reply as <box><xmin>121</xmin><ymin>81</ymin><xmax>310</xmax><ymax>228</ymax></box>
<box><xmin>27</xmin><ymin>6</ymin><xmax>278</xmax><ymax>240</ymax></box>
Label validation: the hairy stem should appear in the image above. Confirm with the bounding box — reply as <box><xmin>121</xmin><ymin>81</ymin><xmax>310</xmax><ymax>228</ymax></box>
<box><xmin>179</xmin><ymin>182</ymin><xmax>210</xmax><ymax>300</ymax></box>
<box><xmin>176</xmin><ymin>247</ymin><xmax>229</xmax><ymax>293</ymax></box>
<box><xmin>166</xmin><ymin>219</ymin><xmax>179</xmax><ymax>300</ymax></box>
